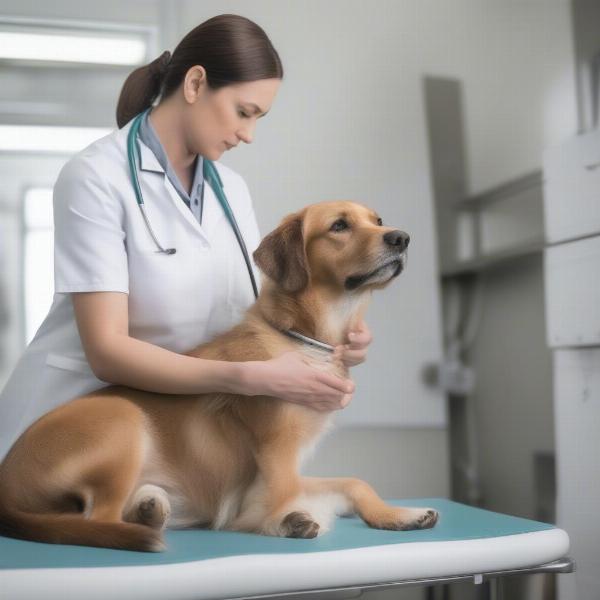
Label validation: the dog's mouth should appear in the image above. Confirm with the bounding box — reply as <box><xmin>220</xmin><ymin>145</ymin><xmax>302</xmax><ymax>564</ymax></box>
<box><xmin>344</xmin><ymin>252</ymin><xmax>407</xmax><ymax>291</ymax></box>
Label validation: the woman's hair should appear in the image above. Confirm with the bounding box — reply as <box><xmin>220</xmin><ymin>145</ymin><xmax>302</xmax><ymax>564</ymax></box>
<box><xmin>116</xmin><ymin>14</ymin><xmax>283</xmax><ymax>128</ymax></box>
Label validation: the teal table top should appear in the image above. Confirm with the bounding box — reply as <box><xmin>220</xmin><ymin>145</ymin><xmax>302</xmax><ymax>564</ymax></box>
<box><xmin>0</xmin><ymin>498</ymin><xmax>557</xmax><ymax>570</ymax></box>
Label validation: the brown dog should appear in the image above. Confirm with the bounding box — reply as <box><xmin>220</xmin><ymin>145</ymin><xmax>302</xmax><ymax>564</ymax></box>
<box><xmin>0</xmin><ymin>200</ymin><xmax>438</xmax><ymax>552</ymax></box>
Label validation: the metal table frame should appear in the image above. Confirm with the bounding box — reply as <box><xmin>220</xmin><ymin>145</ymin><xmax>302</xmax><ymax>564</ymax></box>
<box><xmin>230</xmin><ymin>557</ymin><xmax>575</xmax><ymax>600</ymax></box>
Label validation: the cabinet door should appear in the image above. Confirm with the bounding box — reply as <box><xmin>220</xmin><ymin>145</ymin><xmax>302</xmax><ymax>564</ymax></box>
<box><xmin>544</xmin><ymin>129</ymin><xmax>600</xmax><ymax>244</ymax></box>
<box><xmin>554</xmin><ymin>349</ymin><xmax>600</xmax><ymax>600</ymax></box>
<box><xmin>544</xmin><ymin>235</ymin><xmax>600</xmax><ymax>348</ymax></box>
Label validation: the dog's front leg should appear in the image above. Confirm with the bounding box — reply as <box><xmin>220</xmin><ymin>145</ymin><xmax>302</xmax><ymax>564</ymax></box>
<box><xmin>301</xmin><ymin>476</ymin><xmax>438</xmax><ymax>531</ymax></box>
<box><xmin>231</xmin><ymin>437</ymin><xmax>320</xmax><ymax>538</ymax></box>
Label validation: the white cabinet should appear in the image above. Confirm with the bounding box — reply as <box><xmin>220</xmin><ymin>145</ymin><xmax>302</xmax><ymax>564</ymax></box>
<box><xmin>544</xmin><ymin>128</ymin><xmax>600</xmax><ymax>244</ymax></box>
<box><xmin>545</xmin><ymin>236</ymin><xmax>600</xmax><ymax>348</ymax></box>
<box><xmin>553</xmin><ymin>349</ymin><xmax>600</xmax><ymax>600</ymax></box>
<box><xmin>544</xmin><ymin>131</ymin><xmax>600</xmax><ymax>600</ymax></box>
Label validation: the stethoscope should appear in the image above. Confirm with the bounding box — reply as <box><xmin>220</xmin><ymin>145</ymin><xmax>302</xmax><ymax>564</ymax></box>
<box><xmin>127</xmin><ymin>109</ymin><xmax>334</xmax><ymax>353</ymax></box>
<box><xmin>127</xmin><ymin>108</ymin><xmax>259</xmax><ymax>300</ymax></box>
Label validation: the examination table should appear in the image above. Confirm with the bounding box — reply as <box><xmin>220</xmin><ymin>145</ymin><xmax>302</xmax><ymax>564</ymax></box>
<box><xmin>0</xmin><ymin>497</ymin><xmax>573</xmax><ymax>599</ymax></box>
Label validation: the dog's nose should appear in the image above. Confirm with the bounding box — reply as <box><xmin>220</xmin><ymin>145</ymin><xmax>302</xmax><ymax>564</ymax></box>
<box><xmin>383</xmin><ymin>230</ymin><xmax>410</xmax><ymax>251</ymax></box>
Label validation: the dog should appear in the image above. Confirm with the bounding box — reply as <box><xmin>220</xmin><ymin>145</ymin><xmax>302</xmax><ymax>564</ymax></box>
<box><xmin>0</xmin><ymin>200</ymin><xmax>438</xmax><ymax>552</ymax></box>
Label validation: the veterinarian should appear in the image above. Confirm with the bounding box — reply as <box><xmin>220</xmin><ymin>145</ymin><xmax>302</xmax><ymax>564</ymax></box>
<box><xmin>0</xmin><ymin>14</ymin><xmax>372</xmax><ymax>463</ymax></box>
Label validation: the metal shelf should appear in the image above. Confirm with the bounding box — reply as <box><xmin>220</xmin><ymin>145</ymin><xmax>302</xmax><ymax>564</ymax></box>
<box><xmin>441</xmin><ymin>237</ymin><xmax>546</xmax><ymax>278</ymax></box>
<box><xmin>456</xmin><ymin>170</ymin><xmax>543</xmax><ymax>210</ymax></box>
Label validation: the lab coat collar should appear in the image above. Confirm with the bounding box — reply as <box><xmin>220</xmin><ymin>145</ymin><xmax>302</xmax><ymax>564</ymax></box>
<box><xmin>136</xmin><ymin>135</ymin><xmax>209</xmax><ymax>242</ymax></box>
<box><xmin>135</xmin><ymin>135</ymin><xmax>226</xmax><ymax>244</ymax></box>
<box><xmin>138</xmin><ymin>140</ymin><xmax>165</xmax><ymax>173</ymax></box>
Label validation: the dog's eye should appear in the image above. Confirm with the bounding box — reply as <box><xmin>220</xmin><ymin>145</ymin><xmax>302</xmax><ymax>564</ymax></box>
<box><xmin>377</xmin><ymin>217</ymin><xmax>383</xmax><ymax>226</ymax></box>
<box><xmin>330</xmin><ymin>219</ymin><xmax>349</xmax><ymax>232</ymax></box>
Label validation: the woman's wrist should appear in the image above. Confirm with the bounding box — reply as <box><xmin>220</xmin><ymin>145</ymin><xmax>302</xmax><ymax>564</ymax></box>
<box><xmin>230</xmin><ymin>360</ymin><xmax>266</xmax><ymax>397</ymax></box>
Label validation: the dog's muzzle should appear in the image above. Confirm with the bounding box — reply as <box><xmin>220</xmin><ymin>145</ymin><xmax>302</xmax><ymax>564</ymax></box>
<box><xmin>345</xmin><ymin>251</ymin><xmax>407</xmax><ymax>291</ymax></box>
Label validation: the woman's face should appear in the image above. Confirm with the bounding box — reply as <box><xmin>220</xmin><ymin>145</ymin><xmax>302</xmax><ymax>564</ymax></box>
<box><xmin>182</xmin><ymin>68</ymin><xmax>281</xmax><ymax>160</ymax></box>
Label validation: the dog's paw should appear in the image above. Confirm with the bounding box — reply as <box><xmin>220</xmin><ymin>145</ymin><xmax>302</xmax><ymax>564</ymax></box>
<box><xmin>137</xmin><ymin>496</ymin><xmax>171</xmax><ymax>530</ymax></box>
<box><xmin>281</xmin><ymin>511</ymin><xmax>320</xmax><ymax>539</ymax></box>
<box><xmin>408</xmin><ymin>508</ymin><xmax>439</xmax><ymax>530</ymax></box>
<box><xmin>366</xmin><ymin>507</ymin><xmax>439</xmax><ymax>531</ymax></box>
<box><xmin>125</xmin><ymin>485</ymin><xmax>172</xmax><ymax>531</ymax></box>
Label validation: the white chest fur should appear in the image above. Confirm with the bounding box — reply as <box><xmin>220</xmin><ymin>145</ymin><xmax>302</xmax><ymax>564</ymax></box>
<box><xmin>324</xmin><ymin>293</ymin><xmax>367</xmax><ymax>341</ymax></box>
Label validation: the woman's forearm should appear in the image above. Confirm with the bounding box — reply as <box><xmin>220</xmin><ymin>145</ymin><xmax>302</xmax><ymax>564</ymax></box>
<box><xmin>89</xmin><ymin>335</ymin><xmax>356</xmax><ymax>410</ymax></box>
<box><xmin>91</xmin><ymin>334</ymin><xmax>253</xmax><ymax>395</ymax></box>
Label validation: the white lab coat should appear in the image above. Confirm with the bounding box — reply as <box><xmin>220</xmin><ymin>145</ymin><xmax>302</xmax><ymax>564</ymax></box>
<box><xmin>0</xmin><ymin>118</ymin><xmax>262</xmax><ymax>462</ymax></box>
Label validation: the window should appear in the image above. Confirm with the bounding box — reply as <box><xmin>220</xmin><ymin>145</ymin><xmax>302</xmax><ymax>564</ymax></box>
<box><xmin>0</xmin><ymin>125</ymin><xmax>112</xmax><ymax>154</ymax></box>
<box><xmin>0</xmin><ymin>16</ymin><xmax>154</xmax><ymax>348</ymax></box>
<box><xmin>0</xmin><ymin>18</ymin><xmax>151</xmax><ymax>66</ymax></box>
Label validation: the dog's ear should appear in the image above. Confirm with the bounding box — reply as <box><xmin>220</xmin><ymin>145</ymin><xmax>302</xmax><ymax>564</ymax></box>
<box><xmin>253</xmin><ymin>215</ymin><xmax>309</xmax><ymax>293</ymax></box>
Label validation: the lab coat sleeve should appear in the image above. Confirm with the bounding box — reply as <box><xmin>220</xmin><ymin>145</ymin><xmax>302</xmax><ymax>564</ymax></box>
<box><xmin>52</xmin><ymin>155</ymin><xmax>129</xmax><ymax>294</ymax></box>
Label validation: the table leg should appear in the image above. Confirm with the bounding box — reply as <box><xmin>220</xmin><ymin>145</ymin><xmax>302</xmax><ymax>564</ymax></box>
<box><xmin>479</xmin><ymin>578</ymin><xmax>504</xmax><ymax>600</ymax></box>
<box><xmin>425</xmin><ymin>585</ymin><xmax>451</xmax><ymax>600</ymax></box>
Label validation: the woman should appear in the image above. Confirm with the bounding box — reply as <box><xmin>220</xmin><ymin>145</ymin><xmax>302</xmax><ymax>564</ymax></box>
<box><xmin>0</xmin><ymin>14</ymin><xmax>371</xmax><ymax>463</ymax></box>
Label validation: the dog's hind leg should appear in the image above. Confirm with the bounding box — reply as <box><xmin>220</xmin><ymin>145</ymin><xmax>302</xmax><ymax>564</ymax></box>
<box><xmin>0</xmin><ymin>399</ymin><xmax>165</xmax><ymax>551</ymax></box>
<box><xmin>301</xmin><ymin>476</ymin><xmax>439</xmax><ymax>531</ymax></box>
<box><xmin>83</xmin><ymin>427</ymin><xmax>148</xmax><ymax>524</ymax></box>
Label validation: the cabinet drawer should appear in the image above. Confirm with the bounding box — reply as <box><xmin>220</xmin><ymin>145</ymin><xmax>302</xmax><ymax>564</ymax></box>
<box><xmin>544</xmin><ymin>235</ymin><xmax>600</xmax><ymax>348</ymax></box>
<box><xmin>544</xmin><ymin>129</ymin><xmax>600</xmax><ymax>244</ymax></box>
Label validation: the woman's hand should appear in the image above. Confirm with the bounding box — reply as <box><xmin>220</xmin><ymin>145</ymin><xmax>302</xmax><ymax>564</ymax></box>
<box><xmin>332</xmin><ymin>320</ymin><xmax>373</xmax><ymax>368</ymax></box>
<box><xmin>241</xmin><ymin>351</ymin><xmax>355</xmax><ymax>412</ymax></box>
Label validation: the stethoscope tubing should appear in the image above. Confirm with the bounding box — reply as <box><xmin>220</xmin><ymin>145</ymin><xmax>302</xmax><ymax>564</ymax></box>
<box><xmin>127</xmin><ymin>109</ymin><xmax>259</xmax><ymax>299</ymax></box>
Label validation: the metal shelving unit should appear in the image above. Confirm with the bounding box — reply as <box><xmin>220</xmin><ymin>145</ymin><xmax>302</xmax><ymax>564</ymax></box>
<box><xmin>441</xmin><ymin>169</ymin><xmax>545</xmax><ymax>278</ymax></box>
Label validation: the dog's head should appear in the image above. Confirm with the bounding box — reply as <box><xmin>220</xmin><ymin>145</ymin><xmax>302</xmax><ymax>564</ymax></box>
<box><xmin>253</xmin><ymin>201</ymin><xmax>409</xmax><ymax>294</ymax></box>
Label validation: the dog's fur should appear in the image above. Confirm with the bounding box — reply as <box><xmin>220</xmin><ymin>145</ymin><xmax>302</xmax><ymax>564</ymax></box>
<box><xmin>0</xmin><ymin>200</ymin><xmax>438</xmax><ymax>552</ymax></box>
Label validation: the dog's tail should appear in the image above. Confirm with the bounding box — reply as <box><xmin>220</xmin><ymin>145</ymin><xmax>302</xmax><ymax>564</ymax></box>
<box><xmin>0</xmin><ymin>495</ymin><xmax>166</xmax><ymax>552</ymax></box>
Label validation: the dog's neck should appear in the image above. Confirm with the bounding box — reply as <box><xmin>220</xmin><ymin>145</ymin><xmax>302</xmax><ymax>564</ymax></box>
<box><xmin>253</xmin><ymin>280</ymin><xmax>371</xmax><ymax>349</ymax></box>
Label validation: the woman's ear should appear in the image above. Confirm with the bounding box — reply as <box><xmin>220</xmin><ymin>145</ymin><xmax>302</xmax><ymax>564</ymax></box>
<box><xmin>183</xmin><ymin>65</ymin><xmax>207</xmax><ymax>103</ymax></box>
<box><xmin>253</xmin><ymin>214</ymin><xmax>309</xmax><ymax>293</ymax></box>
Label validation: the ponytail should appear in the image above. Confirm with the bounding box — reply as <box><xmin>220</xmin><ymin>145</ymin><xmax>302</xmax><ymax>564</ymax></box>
<box><xmin>115</xmin><ymin>14</ymin><xmax>283</xmax><ymax>129</ymax></box>
<box><xmin>116</xmin><ymin>51</ymin><xmax>171</xmax><ymax>128</ymax></box>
